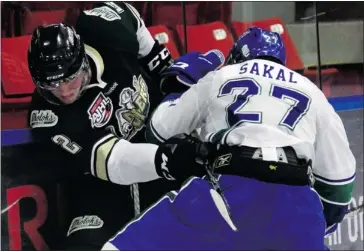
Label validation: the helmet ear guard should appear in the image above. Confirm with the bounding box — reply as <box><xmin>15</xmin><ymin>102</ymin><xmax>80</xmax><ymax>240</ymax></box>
<box><xmin>226</xmin><ymin>26</ymin><xmax>286</xmax><ymax>66</ymax></box>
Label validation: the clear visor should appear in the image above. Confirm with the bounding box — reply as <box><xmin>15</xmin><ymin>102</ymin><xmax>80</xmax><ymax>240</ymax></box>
<box><xmin>36</xmin><ymin>59</ymin><xmax>90</xmax><ymax>91</ymax></box>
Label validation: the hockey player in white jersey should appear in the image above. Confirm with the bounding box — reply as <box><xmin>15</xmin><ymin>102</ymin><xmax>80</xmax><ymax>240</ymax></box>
<box><xmin>102</xmin><ymin>27</ymin><xmax>356</xmax><ymax>250</ymax></box>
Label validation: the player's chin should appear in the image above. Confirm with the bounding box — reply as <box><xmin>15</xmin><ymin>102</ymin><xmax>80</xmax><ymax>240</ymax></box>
<box><xmin>59</xmin><ymin>94</ymin><xmax>79</xmax><ymax>105</ymax></box>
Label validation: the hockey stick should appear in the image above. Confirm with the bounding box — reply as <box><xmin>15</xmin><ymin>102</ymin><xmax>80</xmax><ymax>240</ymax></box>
<box><xmin>130</xmin><ymin>183</ymin><xmax>140</xmax><ymax>216</ymax></box>
<box><xmin>343</xmin><ymin>203</ymin><xmax>363</xmax><ymax>219</ymax></box>
<box><xmin>325</xmin><ymin>203</ymin><xmax>363</xmax><ymax>236</ymax></box>
<box><xmin>205</xmin><ymin>163</ymin><xmax>239</xmax><ymax>232</ymax></box>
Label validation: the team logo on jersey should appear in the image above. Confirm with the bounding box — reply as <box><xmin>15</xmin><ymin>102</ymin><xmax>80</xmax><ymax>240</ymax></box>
<box><xmin>87</xmin><ymin>93</ymin><xmax>113</xmax><ymax>128</ymax></box>
<box><xmin>67</xmin><ymin>215</ymin><xmax>104</xmax><ymax>236</ymax></box>
<box><xmin>241</xmin><ymin>44</ymin><xmax>250</xmax><ymax>58</ymax></box>
<box><xmin>105</xmin><ymin>2</ymin><xmax>124</xmax><ymax>14</ymax></box>
<box><xmin>213</xmin><ymin>153</ymin><xmax>232</xmax><ymax>169</ymax></box>
<box><xmin>29</xmin><ymin>110</ymin><xmax>58</xmax><ymax>128</ymax></box>
<box><xmin>104</xmin><ymin>82</ymin><xmax>118</xmax><ymax>96</ymax></box>
<box><xmin>115</xmin><ymin>75</ymin><xmax>150</xmax><ymax>140</ymax></box>
<box><xmin>161</xmin><ymin>153</ymin><xmax>175</xmax><ymax>181</ymax></box>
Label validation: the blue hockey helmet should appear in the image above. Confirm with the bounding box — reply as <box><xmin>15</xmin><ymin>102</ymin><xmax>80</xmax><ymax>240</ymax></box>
<box><xmin>226</xmin><ymin>26</ymin><xmax>286</xmax><ymax>66</ymax></box>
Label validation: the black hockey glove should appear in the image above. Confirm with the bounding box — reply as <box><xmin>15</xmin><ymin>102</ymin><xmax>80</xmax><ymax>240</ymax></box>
<box><xmin>139</xmin><ymin>40</ymin><xmax>174</xmax><ymax>81</ymax></box>
<box><xmin>154</xmin><ymin>134</ymin><xmax>213</xmax><ymax>182</ymax></box>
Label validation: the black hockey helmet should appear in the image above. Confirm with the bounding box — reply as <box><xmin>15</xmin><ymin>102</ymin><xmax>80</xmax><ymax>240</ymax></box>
<box><xmin>28</xmin><ymin>23</ymin><xmax>91</xmax><ymax>105</ymax></box>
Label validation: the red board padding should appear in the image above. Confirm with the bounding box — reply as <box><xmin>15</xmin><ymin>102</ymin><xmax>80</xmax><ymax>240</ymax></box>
<box><xmin>176</xmin><ymin>21</ymin><xmax>235</xmax><ymax>58</ymax></box>
<box><xmin>2</xmin><ymin>35</ymin><xmax>35</xmax><ymax>105</ymax></box>
<box><xmin>147</xmin><ymin>25</ymin><xmax>180</xmax><ymax>58</ymax></box>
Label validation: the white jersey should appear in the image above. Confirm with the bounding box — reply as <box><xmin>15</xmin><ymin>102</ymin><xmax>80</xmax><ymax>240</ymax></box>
<box><xmin>147</xmin><ymin>59</ymin><xmax>356</xmax><ymax>206</ymax></box>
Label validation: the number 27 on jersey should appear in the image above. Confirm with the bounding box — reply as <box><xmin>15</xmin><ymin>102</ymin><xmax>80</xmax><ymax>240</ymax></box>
<box><xmin>218</xmin><ymin>78</ymin><xmax>311</xmax><ymax>130</ymax></box>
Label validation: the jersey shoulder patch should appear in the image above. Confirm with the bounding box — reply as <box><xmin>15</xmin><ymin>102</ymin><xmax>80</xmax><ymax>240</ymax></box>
<box><xmin>84</xmin><ymin>6</ymin><xmax>121</xmax><ymax>21</ymax></box>
<box><xmin>104</xmin><ymin>2</ymin><xmax>125</xmax><ymax>14</ymax></box>
<box><xmin>29</xmin><ymin>110</ymin><xmax>58</xmax><ymax>128</ymax></box>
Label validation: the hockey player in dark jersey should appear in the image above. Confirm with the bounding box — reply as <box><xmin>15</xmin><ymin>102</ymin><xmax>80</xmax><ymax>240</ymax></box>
<box><xmin>26</xmin><ymin>2</ymin><xmax>224</xmax><ymax>249</ymax></box>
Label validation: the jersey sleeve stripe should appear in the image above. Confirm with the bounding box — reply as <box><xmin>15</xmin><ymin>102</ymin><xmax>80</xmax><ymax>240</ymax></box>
<box><xmin>124</xmin><ymin>3</ymin><xmax>142</xmax><ymax>29</ymax></box>
<box><xmin>95</xmin><ymin>137</ymin><xmax>118</xmax><ymax>181</ymax></box>
<box><xmin>313</xmin><ymin>178</ymin><xmax>355</xmax><ymax>205</ymax></box>
<box><xmin>314</xmin><ymin>175</ymin><xmax>356</xmax><ymax>186</ymax></box>
<box><xmin>206</xmin><ymin>132</ymin><xmax>216</xmax><ymax>143</ymax></box>
<box><xmin>147</xmin><ymin>118</ymin><xmax>166</xmax><ymax>143</ymax></box>
<box><xmin>209</xmin><ymin>129</ymin><xmax>229</xmax><ymax>144</ymax></box>
<box><xmin>313</xmin><ymin>172</ymin><xmax>356</xmax><ymax>184</ymax></box>
<box><xmin>91</xmin><ymin>134</ymin><xmax>119</xmax><ymax>181</ymax></box>
<box><xmin>222</xmin><ymin>127</ymin><xmax>236</xmax><ymax>145</ymax></box>
<box><xmin>318</xmin><ymin>195</ymin><xmax>352</xmax><ymax>206</ymax></box>
<box><xmin>104</xmin><ymin>137</ymin><xmax>119</xmax><ymax>181</ymax></box>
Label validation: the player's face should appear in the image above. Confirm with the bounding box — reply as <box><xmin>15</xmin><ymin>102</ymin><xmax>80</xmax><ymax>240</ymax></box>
<box><xmin>50</xmin><ymin>73</ymin><xmax>85</xmax><ymax>104</ymax></box>
<box><xmin>47</xmin><ymin>62</ymin><xmax>91</xmax><ymax>105</ymax></box>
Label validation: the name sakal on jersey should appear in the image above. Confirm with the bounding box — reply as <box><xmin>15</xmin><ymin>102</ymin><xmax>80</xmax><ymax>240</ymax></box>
<box><xmin>240</xmin><ymin>61</ymin><xmax>298</xmax><ymax>83</ymax></box>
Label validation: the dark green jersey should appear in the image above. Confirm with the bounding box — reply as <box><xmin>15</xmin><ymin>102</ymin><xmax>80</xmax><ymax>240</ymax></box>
<box><xmin>27</xmin><ymin>2</ymin><xmax>177</xmax><ymax>246</ymax></box>
<box><xmin>28</xmin><ymin>1</ymin><xmax>173</xmax><ymax>176</ymax></box>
